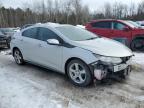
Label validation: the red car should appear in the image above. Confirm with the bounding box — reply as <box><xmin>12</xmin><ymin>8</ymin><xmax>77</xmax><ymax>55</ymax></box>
<box><xmin>85</xmin><ymin>19</ymin><xmax>144</xmax><ymax>51</ymax></box>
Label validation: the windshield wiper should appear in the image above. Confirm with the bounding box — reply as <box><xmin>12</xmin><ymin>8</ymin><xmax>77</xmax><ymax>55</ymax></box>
<box><xmin>86</xmin><ymin>37</ymin><xmax>98</xmax><ymax>40</ymax></box>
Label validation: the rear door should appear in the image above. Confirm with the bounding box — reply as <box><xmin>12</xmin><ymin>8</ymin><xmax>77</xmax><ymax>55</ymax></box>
<box><xmin>111</xmin><ymin>21</ymin><xmax>132</xmax><ymax>45</ymax></box>
<box><xmin>20</xmin><ymin>27</ymin><xmax>39</xmax><ymax>62</ymax></box>
<box><xmin>89</xmin><ymin>21</ymin><xmax>113</xmax><ymax>38</ymax></box>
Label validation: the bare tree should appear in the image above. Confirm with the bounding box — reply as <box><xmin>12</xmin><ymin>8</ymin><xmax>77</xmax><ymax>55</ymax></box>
<box><xmin>81</xmin><ymin>5</ymin><xmax>90</xmax><ymax>24</ymax></box>
<box><xmin>104</xmin><ymin>3</ymin><xmax>112</xmax><ymax>18</ymax></box>
<box><xmin>129</xmin><ymin>2</ymin><xmax>136</xmax><ymax>16</ymax></box>
<box><xmin>64</xmin><ymin>0</ymin><xmax>71</xmax><ymax>23</ymax></box>
<box><xmin>72</xmin><ymin>0</ymin><xmax>82</xmax><ymax>24</ymax></box>
<box><xmin>1</xmin><ymin>0</ymin><xmax>144</xmax><ymax>27</ymax></box>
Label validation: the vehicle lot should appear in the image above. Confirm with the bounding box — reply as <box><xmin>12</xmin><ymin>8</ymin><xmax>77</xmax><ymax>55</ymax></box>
<box><xmin>0</xmin><ymin>49</ymin><xmax>144</xmax><ymax>108</ymax></box>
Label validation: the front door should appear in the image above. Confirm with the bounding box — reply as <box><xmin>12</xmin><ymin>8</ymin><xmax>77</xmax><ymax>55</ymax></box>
<box><xmin>35</xmin><ymin>27</ymin><xmax>63</xmax><ymax>71</ymax></box>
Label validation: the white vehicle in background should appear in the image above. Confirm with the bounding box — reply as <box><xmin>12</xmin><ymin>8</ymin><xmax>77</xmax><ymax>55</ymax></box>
<box><xmin>76</xmin><ymin>25</ymin><xmax>85</xmax><ymax>29</ymax></box>
<box><xmin>0</xmin><ymin>28</ymin><xmax>15</xmax><ymax>37</ymax></box>
<box><xmin>136</xmin><ymin>21</ymin><xmax>144</xmax><ymax>27</ymax></box>
<box><xmin>10</xmin><ymin>23</ymin><xmax>133</xmax><ymax>86</ymax></box>
<box><xmin>12</xmin><ymin>27</ymin><xmax>20</xmax><ymax>32</ymax></box>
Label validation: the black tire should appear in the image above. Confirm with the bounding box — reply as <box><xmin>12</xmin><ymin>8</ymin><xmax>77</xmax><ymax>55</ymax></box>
<box><xmin>131</xmin><ymin>38</ymin><xmax>144</xmax><ymax>51</ymax></box>
<box><xmin>66</xmin><ymin>59</ymin><xmax>93</xmax><ymax>87</ymax></box>
<box><xmin>13</xmin><ymin>49</ymin><xmax>25</xmax><ymax>65</ymax></box>
<box><xmin>6</xmin><ymin>37</ymin><xmax>11</xmax><ymax>48</ymax></box>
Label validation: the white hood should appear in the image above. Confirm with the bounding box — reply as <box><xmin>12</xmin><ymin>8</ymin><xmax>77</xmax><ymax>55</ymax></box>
<box><xmin>74</xmin><ymin>38</ymin><xmax>133</xmax><ymax>57</ymax></box>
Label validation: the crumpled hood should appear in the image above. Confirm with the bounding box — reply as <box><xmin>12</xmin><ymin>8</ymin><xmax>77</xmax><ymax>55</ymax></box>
<box><xmin>74</xmin><ymin>38</ymin><xmax>133</xmax><ymax>57</ymax></box>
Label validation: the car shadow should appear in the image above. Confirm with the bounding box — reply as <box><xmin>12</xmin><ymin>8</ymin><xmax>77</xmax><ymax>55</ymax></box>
<box><xmin>0</xmin><ymin>48</ymin><xmax>10</xmax><ymax>51</ymax></box>
<box><xmin>23</xmin><ymin>62</ymin><xmax>124</xmax><ymax>89</ymax></box>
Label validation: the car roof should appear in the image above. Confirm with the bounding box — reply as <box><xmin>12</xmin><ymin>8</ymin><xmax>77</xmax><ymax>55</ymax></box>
<box><xmin>90</xmin><ymin>19</ymin><xmax>124</xmax><ymax>23</ymax></box>
<box><xmin>34</xmin><ymin>22</ymin><xmax>71</xmax><ymax>28</ymax></box>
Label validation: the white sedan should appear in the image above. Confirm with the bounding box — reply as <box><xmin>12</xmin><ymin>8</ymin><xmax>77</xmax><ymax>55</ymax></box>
<box><xmin>10</xmin><ymin>23</ymin><xmax>133</xmax><ymax>86</ymax></box>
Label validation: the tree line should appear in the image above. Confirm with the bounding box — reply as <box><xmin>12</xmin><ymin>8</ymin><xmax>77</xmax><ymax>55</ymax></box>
<box><xmin>0</xmin><ymin>0</ymin><xmax>144</xmax><ymax>28</ymax></box>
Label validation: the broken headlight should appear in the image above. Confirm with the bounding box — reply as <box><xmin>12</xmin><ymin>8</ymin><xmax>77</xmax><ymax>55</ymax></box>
<box><xmin>93</xmin><ymin>54</ymin><xmax>122</xmax><ymax>64</ymax></box>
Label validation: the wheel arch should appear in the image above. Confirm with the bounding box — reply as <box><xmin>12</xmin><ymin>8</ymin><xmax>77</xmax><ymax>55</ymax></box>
<box><xmin>12</xmin><ymin>47</ymin><xmax>20</xmax><ymax>56</ymax></box>
<box><xmin>130</xmin><ymin>35</ymin><xmax>144</xmax><ymax>50</ymax></box>
<box><xmin>130</xmin><ymin>35</ymin><xmax>144</xmax><ymax>45</ymax></box>
<box><xmin>132</xmin><ymin>35</ymin><xmax>144</xmax><ymax>41</ymax></box>
<box><xmin>64</xmin><ymin>57</ymin><xmax>93</xmax><ymax>76</ymax></box>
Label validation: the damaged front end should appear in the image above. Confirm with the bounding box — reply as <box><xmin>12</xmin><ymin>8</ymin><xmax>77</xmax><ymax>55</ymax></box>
<box><xmin>89</xmin><ymin>55</ymin><xmax>132</xmax><ymax>81</ymax></box>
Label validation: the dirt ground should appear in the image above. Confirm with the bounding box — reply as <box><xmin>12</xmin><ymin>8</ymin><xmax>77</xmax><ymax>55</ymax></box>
<box><xmin>0</xmin><ymin>49</ymin><xmax>144</xmax><ymax>108</ymax></box>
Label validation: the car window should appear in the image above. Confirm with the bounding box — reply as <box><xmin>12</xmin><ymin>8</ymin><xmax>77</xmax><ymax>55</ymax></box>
<box><xmin>38</xmin><ymin>27</ymin><xmax>59</xmax><ymax>41</ymax></box>
<box><xmin>91</xmin><ymin>21</ymin><xmax>112</xmax><ymax>29</ymax></box>
<box><xmin>113</xmin><ymin>22</ymin><xmax>126</xmax><ymax>30</ymax></box>
<box><xmin>22</xmin><ymin>28</ymin><xmax>38</xmax><ymax>39</ymax></box>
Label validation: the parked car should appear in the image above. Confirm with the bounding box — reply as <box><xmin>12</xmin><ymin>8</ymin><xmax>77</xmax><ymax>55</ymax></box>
<box><xmin>21</xmin><ymin>24</ymin><xmax>34</xmax><ymax>30</ymax></box>
<box><xmin>127</xmin><ymin>20</ymin><xmax>143</xmax><ymax>28</ymax></box>
<box><xmin>10</xmin><ymin>23</ymin><xmax>133</xmax><ymax>86</ymax></box>
<box><xmin>0</xmin><ymin>28</ymin><xmax>15</xmax><ymax>37</ymax></box>
<box><xmin>12</xmin><ymin>27</ymin><xmax>20</xmax><ymax>32</ymax></box>
<box><xmin>85</xmin><ymin>19</ymin><xmax>144</xmax><ymax>51</ymax></box>
<box><xmin>0</xmin><ymin>31</ymin><xmax>11</xmax><ymax>48</ymax></box>
<box><xmin>76</xmin><ymin>25</ymin><xmax>85</xmax><ymax>29</ymax></box>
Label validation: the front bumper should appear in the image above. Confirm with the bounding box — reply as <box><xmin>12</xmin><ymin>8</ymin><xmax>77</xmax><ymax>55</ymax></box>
<box><xmin>89</xmin><ymin>59</ymin><xmax>132</xmax><ymax>80</ymax></box>
<box><xmin>0</xmin><ymin>39</ymin><xmax>7</xmax><ymax>48</ymax></box>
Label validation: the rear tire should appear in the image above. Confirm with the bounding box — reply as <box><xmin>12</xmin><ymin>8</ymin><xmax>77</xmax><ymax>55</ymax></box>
<box><xmin>66</xmin><ymin>59</ymin><xmax>92</xmax><ymax>87</ymax></box>
<box><xmin>131</xmin><ymin>38</ymin><xmax>144</xmax><ymax>51</ymax></box>
<box><xmin>13</xmin><ymin>49</ymin><xmax>25</xmax><ymax>65</ymax></box>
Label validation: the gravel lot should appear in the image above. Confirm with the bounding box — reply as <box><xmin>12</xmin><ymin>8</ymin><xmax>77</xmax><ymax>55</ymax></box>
<box><xmin>0</xmin><ymin>49</ymin><xmax>144</xmax><ymax>108</ymax></box>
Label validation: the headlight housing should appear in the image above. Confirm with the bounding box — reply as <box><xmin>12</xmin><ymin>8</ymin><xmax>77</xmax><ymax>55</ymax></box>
<box><xmin>93</xmin><ymin>54</ymin><xmax>122</xmax><ymax>64</ymax></box>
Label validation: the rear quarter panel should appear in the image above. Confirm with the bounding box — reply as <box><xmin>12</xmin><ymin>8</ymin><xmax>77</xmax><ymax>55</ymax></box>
<box><xmin>10</xmin><ymin>32</ymin><xmax>23</xmax><ymax>56</ymax></box>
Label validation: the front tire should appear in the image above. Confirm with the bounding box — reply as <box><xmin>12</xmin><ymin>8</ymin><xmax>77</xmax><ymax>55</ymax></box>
<box><xmin>13</xmin><ymin>49</ymin><xmax>25</xmax><ymax>65</ymax></box>
<box><xmin>67</xmin><ymin>59</ymin><xmax>92</xmax><ymax>87</ymax></box>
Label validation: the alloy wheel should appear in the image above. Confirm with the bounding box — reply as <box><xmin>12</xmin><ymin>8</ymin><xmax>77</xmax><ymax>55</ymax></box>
<box><xmin>69</xmin><ymin>63</ymin><xmax>86</xmax><ymax>84</ymax></box>
<box><xmin>14</xmin><ymin>50</ymin><xmax>23</xmax><ymax>64</ymax></box>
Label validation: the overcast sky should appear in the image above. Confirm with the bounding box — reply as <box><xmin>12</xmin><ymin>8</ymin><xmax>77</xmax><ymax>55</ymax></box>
<box><xmin>1</xmin><ymin>0</ymin><xmax>143</xmax><ymax>12</ymax></box>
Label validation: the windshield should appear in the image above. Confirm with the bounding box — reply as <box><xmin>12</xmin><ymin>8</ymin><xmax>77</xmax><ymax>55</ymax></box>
<box><xmin>56</xmin><ymin>25</ymin><xmax>98</xmax><ymax>41</ymax></box>
<box><xmin>124</xmin><ymin>21</ymin><xmax>141</xmax><ymax>28</ymax></box>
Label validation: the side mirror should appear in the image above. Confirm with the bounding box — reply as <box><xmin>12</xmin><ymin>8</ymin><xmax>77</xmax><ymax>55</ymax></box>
<box><xmin>123</xmin><ymin>27</ymin><xmax>130</xmax><ymax>31</ymax></box>
<box><xmin>47</xmin><ymin>39</ymin><xmax>60</xmax><ymax>45</ymax></box>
